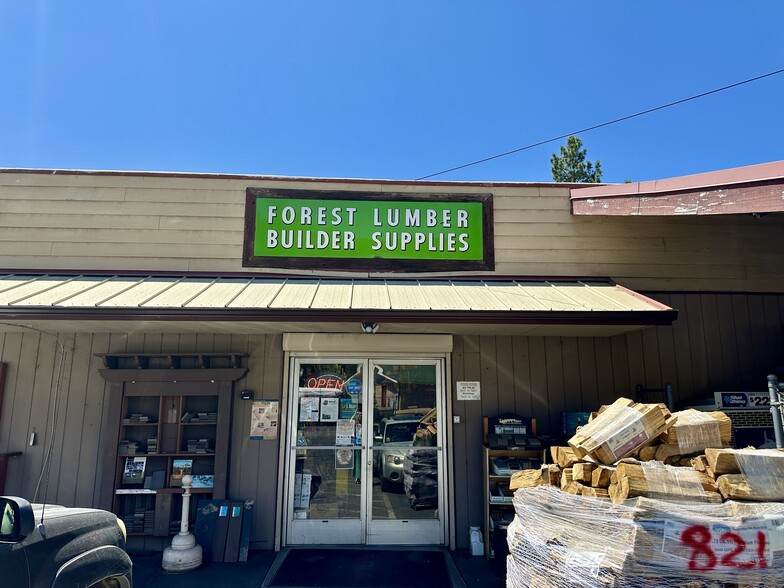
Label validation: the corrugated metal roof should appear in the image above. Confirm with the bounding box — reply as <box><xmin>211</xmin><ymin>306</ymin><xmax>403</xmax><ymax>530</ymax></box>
<box><xmin>0</xmin><ymin>274</ymin><xmax>671</xmax><ymax>316</ymax></box>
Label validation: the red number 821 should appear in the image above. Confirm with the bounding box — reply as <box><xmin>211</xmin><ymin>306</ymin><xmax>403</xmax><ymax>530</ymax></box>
<box><xmin>681</xmin><ymin>524</ymin><xmax>768</xmax><ymax>571</ymax></box>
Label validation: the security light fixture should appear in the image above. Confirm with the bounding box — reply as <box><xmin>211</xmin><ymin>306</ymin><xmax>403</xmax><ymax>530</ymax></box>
<box><xmin>361</xmin><ymin>322</ymin><xmax>380</xmax><ymax>334</ymax></box>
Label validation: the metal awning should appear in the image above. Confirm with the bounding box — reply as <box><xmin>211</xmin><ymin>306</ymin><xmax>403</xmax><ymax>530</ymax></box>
<box><xmin>0</xmin><ymin>274</ymin><xmax>676</xmax><ymax>336</ymax></box>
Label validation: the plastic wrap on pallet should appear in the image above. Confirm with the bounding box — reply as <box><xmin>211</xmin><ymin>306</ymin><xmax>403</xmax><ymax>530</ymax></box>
<box><xmin>640</xmin><ymin>461</ymin><xmax>707</xmax><ymax>502</ymax></box>
<box><xmin>507</xmin><ymin>486</ymin><xmax>784</xmax><ymax>588</ymax></box>
<box><xmin>669</xmin><ymin>409</ymin><xmax>724</xmax><ymax>455</ymax></box>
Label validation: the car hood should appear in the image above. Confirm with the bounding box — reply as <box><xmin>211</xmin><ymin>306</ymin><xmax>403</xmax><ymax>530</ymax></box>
<box><xmin>33</xmin><ymin>504</ymin><xmax>105</xmax><ymax>520</ymax></box>
<box><xmin>379</xmin><ymin>442</ymin><xmax>414</xmax><ymax>456</ymax></box>
<box><xmin>28</xmin><ymin>503</ymin><xmax>125</xmax><ymax>554</ymax></box>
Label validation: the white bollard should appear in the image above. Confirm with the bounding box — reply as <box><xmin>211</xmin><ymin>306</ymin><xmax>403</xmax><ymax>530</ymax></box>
<box><xmin>162</xmin><ymin>474</ymin><xmax>203</xmax><ymax>572</ymax></box>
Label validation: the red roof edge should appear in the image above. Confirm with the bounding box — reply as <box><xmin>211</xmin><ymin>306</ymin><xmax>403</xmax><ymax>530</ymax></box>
<box><xmin>570</xmin><ymin>160</ymin><xmax>784</xmax><ymax>201</ymax></box>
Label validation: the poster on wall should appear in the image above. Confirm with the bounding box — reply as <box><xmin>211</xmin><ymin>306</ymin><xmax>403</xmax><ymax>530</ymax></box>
<box><xmin>250</xmin><ymin>400</ymin><xmax>279</xmax><ymax>440</ymax></box>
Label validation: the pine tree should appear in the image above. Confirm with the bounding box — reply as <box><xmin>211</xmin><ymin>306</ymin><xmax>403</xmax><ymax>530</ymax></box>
<box><xmin>550</xmin><ymin>136</ymin><xmax>603</xmax><ymax>183</ymax></box>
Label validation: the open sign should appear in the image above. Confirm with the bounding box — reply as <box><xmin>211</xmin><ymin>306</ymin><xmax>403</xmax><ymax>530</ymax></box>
<box><xmin>306</xmin><ymin>374</ymin><xmax>345</xmax><ymax>392</ymax></box>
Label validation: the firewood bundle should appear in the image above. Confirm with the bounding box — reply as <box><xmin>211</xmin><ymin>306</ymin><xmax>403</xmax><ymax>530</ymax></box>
<box><xmin>705</xmin><ymin>447</ymin><xmax>784</xmax><ymax>501</ymax></box>
<box><xmin>510</xmin><ymin>405</ymin><xmax>784</xmax><ymax>505</ymax></box>
<box><xmin>568</xmin><ymin>397</ymin><xmax>674</xmax><ymax>464</ymax></box>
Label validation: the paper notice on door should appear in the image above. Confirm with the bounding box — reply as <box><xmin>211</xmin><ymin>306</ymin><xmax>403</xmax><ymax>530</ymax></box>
<box><xmin>335</xmin><ymin>418</ymin><xmax>355</xmax><ymax>446</ymax></box>
<box><xmin>299</xmin><ymin>396</ymin><xmax>320</xmax><ymax>422</ymax></box>
<box><xmin>320</xmin><ymin>398</ymin><xmax>339</xmax><ymax>422</ymax></box>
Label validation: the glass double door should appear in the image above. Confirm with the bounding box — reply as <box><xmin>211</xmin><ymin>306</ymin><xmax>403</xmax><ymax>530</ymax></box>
<box><xmin>285</xmin><ymin>357</ymin><xmax>445</xmax><ymax>546</ymax></box>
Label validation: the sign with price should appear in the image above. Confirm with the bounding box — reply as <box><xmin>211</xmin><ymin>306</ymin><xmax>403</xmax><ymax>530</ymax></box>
<box><xmin>714</xmin><ymin>391</ymin><xmax>771</xmax><ymax>409</ymax></box>
<box><xmin>662</xmin><ymin>519</ymin><xmax>779</xmax><ymax>572</ymax></box>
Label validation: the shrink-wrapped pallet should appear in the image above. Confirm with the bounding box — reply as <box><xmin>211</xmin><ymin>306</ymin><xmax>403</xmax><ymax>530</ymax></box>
<box><xmin>568</xmin><ymin>398</ymin><xmax>673</xmax><ymax>465</ymax></box>
<box><xmin>506</xmin><ymin>485</ymin><xmax>784</xmax><ymax>588</ymax></box>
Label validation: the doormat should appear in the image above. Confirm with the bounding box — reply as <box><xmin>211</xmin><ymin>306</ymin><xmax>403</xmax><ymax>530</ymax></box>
<box><xmin>262</xmin><ymin>548</ymin><xmax>458</xmax><ymax>588</ymax></box>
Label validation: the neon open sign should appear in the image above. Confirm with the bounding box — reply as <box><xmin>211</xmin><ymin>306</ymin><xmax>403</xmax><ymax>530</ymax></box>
<box><xmin>306</xmin><ymin>375</ymin><xmax>345</xmax><ymax>391</ymax></box>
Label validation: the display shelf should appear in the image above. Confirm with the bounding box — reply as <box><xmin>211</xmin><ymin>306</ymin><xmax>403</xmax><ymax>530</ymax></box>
<box><xmin>483</xmin><ymin>445</ymin><xmax>545</xmax><ymax>559</ymax></box>
<box><xmin>112</xmin><ymin>386</ymin><xmax>229</xmax><ymax>538</ymax></box>
<box><xmin>97</xmin><ymin>353</ymin><xmax>247</xmax><ymax>551</ymax></box>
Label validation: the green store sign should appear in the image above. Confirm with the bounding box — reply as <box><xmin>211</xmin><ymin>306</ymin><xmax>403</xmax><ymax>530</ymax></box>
<box><xmin>243</xmin><ymin>188</ymin><xmax>494</xmax><ymax>271</ymax></box>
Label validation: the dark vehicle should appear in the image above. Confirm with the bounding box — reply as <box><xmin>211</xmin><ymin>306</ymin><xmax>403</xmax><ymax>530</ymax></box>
<box><xmin>0</xmin><ymin>495</ymin><xmax>132</xmax><ymax>588</ymax></box>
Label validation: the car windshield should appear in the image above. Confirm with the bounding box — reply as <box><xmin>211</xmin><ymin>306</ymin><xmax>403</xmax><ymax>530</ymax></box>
<box><xmin>384</xmin><ymin>422</ymin><xmax>419</xmax><ymax>443</ymax></box>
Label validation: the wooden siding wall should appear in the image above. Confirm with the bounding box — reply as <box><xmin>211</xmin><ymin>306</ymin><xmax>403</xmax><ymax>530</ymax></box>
<box><xmin>0</xmin><ymin>332</ymin><xmax>283</xmax><ymax>550</ymax></box>
<box><xmin>450</xmin><ymin>291</ymin><xmax>784</xmax><ymax>547</ymax></box>
<box><xmin>1</xmin><ymin>172</ymin><xmax>783</xmax><ymax>292</ymax></box>
<box><xmin>0</xmin><ymin>291</ymin><xmax>782</xmax><ymax>550</ymax></box>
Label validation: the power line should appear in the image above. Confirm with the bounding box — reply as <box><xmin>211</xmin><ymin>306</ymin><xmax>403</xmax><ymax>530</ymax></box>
<box><xmin>415</xmin><ymin>67</ymin><xmax>784</xmax><ymax>181</ymax></box>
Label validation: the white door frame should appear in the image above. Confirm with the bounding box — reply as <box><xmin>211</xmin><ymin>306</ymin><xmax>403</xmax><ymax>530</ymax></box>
<box><xmin>365</xmin><ymin>357</ymin><xmax>445</xmax><ymax>545</ymax></box>
<box><xmin>276</xmin><ymin>334</ymin><xmax>454</xmax><ymax>550</ymax></box>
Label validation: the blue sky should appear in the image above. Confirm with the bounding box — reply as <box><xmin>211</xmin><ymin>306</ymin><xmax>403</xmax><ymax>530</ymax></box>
<box><xmin>1</xmin><ymin>2</ymin><xmax>782</xmax><ymax>183</ymax></box>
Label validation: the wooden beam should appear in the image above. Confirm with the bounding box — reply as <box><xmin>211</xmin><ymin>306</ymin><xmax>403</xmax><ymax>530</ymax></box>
<box><xmin>99</xmin><ymin>368</ymin><xmax>248</xmax><ymax>383</ymax></box>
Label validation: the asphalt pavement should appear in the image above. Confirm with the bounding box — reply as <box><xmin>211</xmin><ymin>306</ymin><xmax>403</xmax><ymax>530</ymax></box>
<box><xmin>130</xmin><ymin>548</ymin><xmax>505</xmax><ymax>588</ymax></box>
